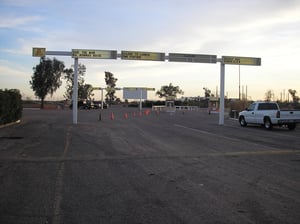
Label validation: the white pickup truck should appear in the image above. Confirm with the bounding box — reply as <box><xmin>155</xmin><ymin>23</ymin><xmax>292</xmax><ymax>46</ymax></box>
<box><xmin>238</xmin><ymin>102</ymin><xmax>300</xmax><ymax>130</ymax></box>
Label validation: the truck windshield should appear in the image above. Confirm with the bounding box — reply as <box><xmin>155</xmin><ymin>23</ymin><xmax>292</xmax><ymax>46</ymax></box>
<box><xmin>258</xmin><ymin>103</ymin><xmax>278</xmax><ymax>110</ymax></box>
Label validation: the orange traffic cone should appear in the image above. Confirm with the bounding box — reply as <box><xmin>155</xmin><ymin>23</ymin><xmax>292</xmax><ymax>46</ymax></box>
<box><xmin>110</xmin><ymin>112</ymin><xmax>115</xmax><ymax>120</ymax></box>
<box><xmin>124</xmin><ymin>113</ymin><xmax>128</xmax><ymax>119</ymax></box>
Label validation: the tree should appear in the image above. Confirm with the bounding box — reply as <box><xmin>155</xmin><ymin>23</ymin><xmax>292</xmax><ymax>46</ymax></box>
<box><xmin>156</xmin><ymin>83</ymin><xmax>184</xmax><ymax>100</ymax></box>
<box><xmin>30</xmin><ymin>57</ymin><xmax>65</xmax><ymax>108</ymax></box>
<box><xmin>104</xmin><ymin>71</ymin><xmax>118</xmax><ymax>104</ymax></box>
<box><xmin>63</xmin><ymin>68</ymin><xmax>74</xmax><ymax>100</ymax></box>
<box><xmin>63</xmin><ymin>64</ymin><xmax>86</xmax><ymax>100</ymax></box>
<box><xmin>203</xmin><ymin>87</ymin><xmax>214</xmax><ymax>98</ymax></box>
<box><xmin>265</xmin><ymin>90</ymin><xmax>274</xmax><ymax>102</ymax></box>
<box><xmin>288</xmin><ymin>89</ymin><xmax>299</xmax><ymax>104</ymax></box>
<box><xmin>78</xmin><ymin>84</ymin><xmax>94</xmax><ymax>100</ymax></box>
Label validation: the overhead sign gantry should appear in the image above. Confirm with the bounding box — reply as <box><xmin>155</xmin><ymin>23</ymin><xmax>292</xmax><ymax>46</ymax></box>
<box><xmin>32</xmin><ymin>47</ymin><xmax>261</xmax><ymax>125</ymax></box>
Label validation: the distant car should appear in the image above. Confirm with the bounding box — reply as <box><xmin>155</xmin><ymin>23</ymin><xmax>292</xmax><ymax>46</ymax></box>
<box><xmin>92</xmin><ymin>101</ymin><xmax>100</xmax><ymax>109</ymax></box>
<box><xmin>70</xmin><ymin>100</ymin><xmax>108</xmax><ymax>109</ymax></box>
<box><xmin>93</xmin><ymin>101</ymin><xmax>108</xmax><ymax>109</ymax></box>
<box><xmin>101</xmin><ymin>102</ymin><xmax>108</xmax><ymax>109</ymax></box>
<box><xmin>69</xmin><ymin>100</ymin><xmax>93</xmax><ymax>109</ymax></box>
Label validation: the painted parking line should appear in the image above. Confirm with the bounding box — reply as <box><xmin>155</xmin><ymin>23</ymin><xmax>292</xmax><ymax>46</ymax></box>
<box><xmin>173</xmin><ymin>123</ymin><xmax>300</xmax><ymax>156</ymax></box>
<box><xmin>209</xmin><ymin>149</ymin><xmax>300</xmax><ymax>157</ymax></box>
<box><xmin>0</xmin><ymin>120</ymin><xmax>21</xmax><ymax>129</ymax></box>
<box><xmin>52</xmin><ymin>125</ymin><xmax>72</xmax><ymax>224</ymax></box>
<box><xmin>174</xmin><ymin>123</ymin><xmax>240</xmax><ymax>142</ymax></box>
<box><xmin>1</xmin><ymin>149</ymin><xmax>300</xmax><ymax>164</ymax></box>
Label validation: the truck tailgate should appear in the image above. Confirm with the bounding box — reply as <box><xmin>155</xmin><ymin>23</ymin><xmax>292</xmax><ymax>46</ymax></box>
<box><xmin>279</xmin><ymin>110</ymin><xmax>300</xmax><ymax>123</ymax></box>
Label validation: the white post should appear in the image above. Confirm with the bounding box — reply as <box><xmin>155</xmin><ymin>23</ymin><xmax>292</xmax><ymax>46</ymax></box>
<box><xmin>239</xmin><ymin>64</ymin><xmax>241</xmax><ymax>100</ymax></box>
<box><xmin>73</xmin><ymin>57</ymin><xmax>79</xmax><ymax>124</ymax></box>
<box><xmin>101</xmin><ymin>88</ymin><xmax>104</xmax><ymax>109</ymax></box>
<box><xmin>219</xmin><ymin>62</ymin><xmax>225</xmax><ymax>125</ymax></box>
<box><xmin>139</xmin><ymin>88</ymin><xmax>142</xmax><ymax>111</ymax></box>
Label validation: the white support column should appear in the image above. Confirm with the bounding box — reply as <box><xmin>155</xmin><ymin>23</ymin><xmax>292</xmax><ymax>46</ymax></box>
<box><xmin>219</xmin><ymin>62</ymin><xmax>225</xmax><ymax>125</ymax></box>
<box><xmin>139</xmin><ymin>89</ymin><xmax>142</xmax><ymax>111</ymax></box>
<box><xmin>73</xmin><ymin>57</ymin><xmax>79</xmax><ymax>124</ymax></box>
<box><xmin>101</xmin><ymin>88</ymin><xmax>104</xmax><ymax>110</ymax></box>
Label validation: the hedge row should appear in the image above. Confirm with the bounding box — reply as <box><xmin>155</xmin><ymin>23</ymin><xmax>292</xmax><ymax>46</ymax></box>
<box><xmin>0</xmin><ymin>89</ymin><xmax>22</xmax><ymax>125</ymax></box>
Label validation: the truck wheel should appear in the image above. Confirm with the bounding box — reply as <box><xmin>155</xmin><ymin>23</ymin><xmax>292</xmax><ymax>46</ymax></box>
<box><xmin>264</xmin><ymin>117</ymin><xmax>273</xmax><ymax>130</ymax></box>
<box><xmin>239</xmin><ymin>116</ymin><xmax>247</xmax><ymax>127</ymax></box>
<box><xmin>287</xmin><ymin>123</ymin><xmax>296</xmax><ymax>130</ymax></box>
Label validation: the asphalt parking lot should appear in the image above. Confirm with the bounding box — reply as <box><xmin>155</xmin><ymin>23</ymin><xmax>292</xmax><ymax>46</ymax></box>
<box><xmin>0</xmin><ymin>107</ymin><xmax>299</xmax><ymax>224</ymax></box>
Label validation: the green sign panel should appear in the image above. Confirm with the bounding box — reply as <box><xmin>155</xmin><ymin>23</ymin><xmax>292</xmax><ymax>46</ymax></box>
<box><xmin>169</xmin><ymin>53</ymin><xmax>217</xmax><ymax>63</ymax></box>
<box><xmin>222</xmin><ymin>56</ymin><xmax>261</xmax><ymax>66</ymax></box>
<box><xmin>123</xmin><ymin>87</ymin><xmax>155</xmax><ymax>91</ymax></box>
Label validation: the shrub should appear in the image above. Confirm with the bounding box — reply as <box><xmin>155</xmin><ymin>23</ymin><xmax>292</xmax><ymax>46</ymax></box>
<box><xmin>0</xmin><ymin>89</ymin><xmax>23</xmax><ymax>125</ymax></box>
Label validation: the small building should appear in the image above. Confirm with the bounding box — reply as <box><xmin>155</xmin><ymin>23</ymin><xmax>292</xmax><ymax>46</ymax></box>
<box><xmin>208</xmin><ymin>97</ymin><xmax>219</xmax><ymax>114</ymax></box>
<box><xmin>165</xmin><ymin>97</ymin><xmax>176</xmax><ymax>113</ymax></box>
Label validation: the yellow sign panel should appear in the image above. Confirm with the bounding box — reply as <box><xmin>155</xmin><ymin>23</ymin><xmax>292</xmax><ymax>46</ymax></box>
<box><xmin>32</xmin><ymin>48</ymin><xmax>46</xmax><ymax>57</ymax></box>
<box><xmin>222</xmin><ymin>56</ymin><xmax>261</xmax><ymax>66</ymax></box>
<box><xmin>72</xmin><ymin>49</ymin><xmax>117</xmax><ymax>59</ymax></box>
<box><xmin>121</xmin><ymin>51</ymin><xmax>165</xmax><ymax>61</ymax></box>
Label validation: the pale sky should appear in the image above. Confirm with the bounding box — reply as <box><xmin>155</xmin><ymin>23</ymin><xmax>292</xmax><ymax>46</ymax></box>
<box><xmin>0</xmin><ymin>0</ymin><xmax>299</xmax><ymax>101</ymax></box>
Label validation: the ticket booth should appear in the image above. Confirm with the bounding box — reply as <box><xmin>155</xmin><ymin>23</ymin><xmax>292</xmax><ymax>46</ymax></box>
<box><xmin>208</xmin><ymin>97</ymin><xmax>219</xmax><ymax>114</ymax></box>
<box><xmin>165</xmin><ymin>98</ymin><xmax>175</xmax><ymax>113</ymax></box>
<box><xmin>166</xmin><ymin>100</ymin><xmax>174</xmax><ymax>107</ymax></box>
